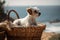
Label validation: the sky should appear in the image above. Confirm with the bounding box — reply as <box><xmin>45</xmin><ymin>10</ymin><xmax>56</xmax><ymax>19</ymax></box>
<box><xmin>3</xmin><ymin>0</ymin><xmax>60</xmax><ymax>6</ymax></box>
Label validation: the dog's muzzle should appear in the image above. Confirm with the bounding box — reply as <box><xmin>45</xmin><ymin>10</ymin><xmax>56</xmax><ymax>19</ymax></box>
<box><xmin>38</xmin><ymin>12</ymin><xmax>41</xmax><ymax>16</ymax></box>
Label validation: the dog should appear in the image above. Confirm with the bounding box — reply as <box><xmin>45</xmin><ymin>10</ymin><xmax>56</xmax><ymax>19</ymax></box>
<box><xmin>13</xmin><ymin>7</ymin><xmax>41</xmax><ymax>27</ymax></box>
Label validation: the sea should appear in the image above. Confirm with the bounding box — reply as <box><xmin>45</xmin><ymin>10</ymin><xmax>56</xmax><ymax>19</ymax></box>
<box><xmin>4</xmin><ymin>6</ymin><xmax>60</xmax><ymax>33</ymax></box>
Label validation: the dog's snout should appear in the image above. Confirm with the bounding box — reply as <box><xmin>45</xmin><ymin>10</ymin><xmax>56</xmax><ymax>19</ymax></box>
<box><xmin>39</xmin><ymin>12</ymin><xmax>41</xmax><ymax>16</ymax></box>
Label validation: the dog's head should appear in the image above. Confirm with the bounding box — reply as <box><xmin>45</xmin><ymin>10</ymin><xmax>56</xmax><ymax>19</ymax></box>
<box><xmin>27</xmin><ymin>7</ymin><xmax>41</xmax><ymax>17</ymax></box>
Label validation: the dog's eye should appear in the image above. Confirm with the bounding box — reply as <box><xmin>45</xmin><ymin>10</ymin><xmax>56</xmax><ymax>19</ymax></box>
<box><xmin>34</xmin><ymin>10</ymin><xmax>37</xmax><ymax>13</ymax></box>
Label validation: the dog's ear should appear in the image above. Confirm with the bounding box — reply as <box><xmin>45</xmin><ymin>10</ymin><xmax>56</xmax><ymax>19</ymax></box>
<box><xmin>27</xmin><ymin>8</ymin><xmax>32</xmax><ymax>15</ymax></box>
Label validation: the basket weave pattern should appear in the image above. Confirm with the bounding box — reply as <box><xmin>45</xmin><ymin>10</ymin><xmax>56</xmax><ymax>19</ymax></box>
<box><xmin>6</xmin><ymin>26</ymin><xmax>45</xmax><ymax>40</ymax></box>
<box><xmin>0</xmin><ymin>31</ymin><xmax>5</xmax><ymax>40</ymax></box>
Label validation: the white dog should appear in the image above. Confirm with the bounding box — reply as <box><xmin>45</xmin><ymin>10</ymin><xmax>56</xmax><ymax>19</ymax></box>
<box><xmin>13</xmin><ymin>7</ymin><xmax>41</xmax><ymax>27</ymax></box>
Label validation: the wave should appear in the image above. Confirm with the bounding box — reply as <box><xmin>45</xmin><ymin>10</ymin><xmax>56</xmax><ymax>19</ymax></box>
<box><xmin>43</xmin><ymin>22</ymin><xmax>60</xmax><ymax>33</ymax></box>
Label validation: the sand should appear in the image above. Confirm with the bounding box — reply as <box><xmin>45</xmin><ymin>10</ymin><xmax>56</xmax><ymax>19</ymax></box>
<box><xmin>41</xmin><ymin>32</ymin><xmax>60</xmax><ymax>40</ymax></box>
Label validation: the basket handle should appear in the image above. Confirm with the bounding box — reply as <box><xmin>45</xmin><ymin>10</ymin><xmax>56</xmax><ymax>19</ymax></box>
<box><xmin>7</xmin><ymin>10</ymin><xmax>20</xmax><ymax>21</ymax></box>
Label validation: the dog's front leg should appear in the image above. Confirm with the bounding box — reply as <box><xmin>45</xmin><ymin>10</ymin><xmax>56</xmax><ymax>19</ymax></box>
<box><xmin>25</xmin><ymin>23</ymin><xmax>31</xmax><ymax>27</ymax></box>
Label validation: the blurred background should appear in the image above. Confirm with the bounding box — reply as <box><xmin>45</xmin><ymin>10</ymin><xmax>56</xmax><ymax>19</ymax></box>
<box><xmin>4</xmin><ymin>0</ymin><xmax>60</xmax><ymax>22</ymax></box>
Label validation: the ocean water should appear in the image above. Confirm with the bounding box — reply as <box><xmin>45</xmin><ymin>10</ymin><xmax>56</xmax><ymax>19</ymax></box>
<box><xmin>5</xmin><ymin>6</ymin><xmax>60</xmax><ymax>22</ymax></box>
<box><xmin>4</xmin><ymin>6</ymin><xmax>60</xmax><ymax>33</ymax></box>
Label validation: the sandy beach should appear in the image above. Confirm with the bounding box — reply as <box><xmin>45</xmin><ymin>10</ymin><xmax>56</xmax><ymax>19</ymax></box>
<box><xmin>41</xmin><ymin>32</ymin><xmax>60</xmax><ymax>40</ymax></box>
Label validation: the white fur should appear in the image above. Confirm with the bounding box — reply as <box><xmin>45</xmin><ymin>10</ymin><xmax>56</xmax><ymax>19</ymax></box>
<box><xmin>13</xmin><ymin>7</ymin><xmax>41</xmax><ymax>27</ymax></box>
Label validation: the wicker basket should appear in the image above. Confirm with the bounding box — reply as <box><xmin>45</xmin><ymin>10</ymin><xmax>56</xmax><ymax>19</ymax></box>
<box><xmin>6</xmin><ymin>10</ymin><xmax>46</xmax><ymax>40</ymax></box>
<box><xmin>6</xmin><ymin>26</ymin><xmax>46</xmax><ymax>40</ymax></box>
<box><xmin>0</xmin><ymin>31</ymin><xmax>5</xmax><ymax>40</ymax></box>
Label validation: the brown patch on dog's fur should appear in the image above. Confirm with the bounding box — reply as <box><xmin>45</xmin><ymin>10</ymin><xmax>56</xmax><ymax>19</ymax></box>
<box><xmin>27</xmin><ymin>8</ymin><xmax>32</xmax><ymax>15</ymax></box>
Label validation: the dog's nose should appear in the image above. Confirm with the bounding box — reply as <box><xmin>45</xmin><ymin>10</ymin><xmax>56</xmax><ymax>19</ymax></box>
<box><xmin>39</xmin><ymin>12</ymin><xmax>41</xmax><ymax>16</ymax></box>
